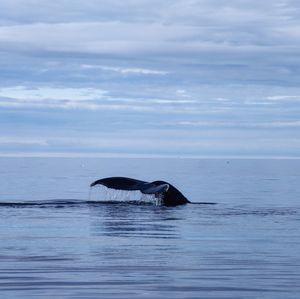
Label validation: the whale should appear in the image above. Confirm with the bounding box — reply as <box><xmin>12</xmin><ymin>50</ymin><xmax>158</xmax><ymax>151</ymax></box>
<box><xmin>90</xmin><ymin>176</ymin><xmax>190</xmax><ymax>206</ymax></box>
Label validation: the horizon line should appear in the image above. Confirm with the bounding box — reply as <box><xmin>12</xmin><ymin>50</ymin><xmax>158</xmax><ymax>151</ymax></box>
<box><xmin>0</xmin><ymin>152</ymin><xmax>299</xmax><ymax>160</ymax></box>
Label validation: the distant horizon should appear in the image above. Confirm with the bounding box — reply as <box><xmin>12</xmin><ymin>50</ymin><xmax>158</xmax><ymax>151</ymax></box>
<box><xmin>0</xmin><ymin>152</ymin><xmax>299</xmax><ymax>160</ymax></box>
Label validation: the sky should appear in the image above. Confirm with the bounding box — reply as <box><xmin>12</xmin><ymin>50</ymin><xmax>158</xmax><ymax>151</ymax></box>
<box><xmin>0</xmin><ymin>0</ymin><xmax>300</xmax><ymax>158</ymax></box>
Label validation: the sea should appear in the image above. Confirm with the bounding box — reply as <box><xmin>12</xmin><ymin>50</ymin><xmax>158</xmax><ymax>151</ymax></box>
<box><xmin>0</xmin><ymin>157</ymin><xmax>299</xmax><ymax>299</ymax></box>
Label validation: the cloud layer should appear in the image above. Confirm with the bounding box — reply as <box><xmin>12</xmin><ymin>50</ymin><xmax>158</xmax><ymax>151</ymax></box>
<box><xmin>0</xmin><ymin>0</ymin><xmax>300</xmax><ymax>157</ymax></box>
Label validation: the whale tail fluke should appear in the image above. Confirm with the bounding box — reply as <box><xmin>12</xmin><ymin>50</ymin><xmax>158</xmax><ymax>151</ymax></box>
<box><xmin>90</xmin><ymin>176</ymin><xmax>190</xmax><ymax>206</ymax></box>
<box><xmin>90</xmin><ymin>177</ymin><xmax>146</xmax><ymax>190</ymax></box>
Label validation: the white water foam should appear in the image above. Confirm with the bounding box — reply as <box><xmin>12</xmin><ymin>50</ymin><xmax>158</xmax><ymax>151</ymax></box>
<box><xmin>89</xmin><ymin>185</ymin><xmax>162</xmax><ymax>205</ymax></box>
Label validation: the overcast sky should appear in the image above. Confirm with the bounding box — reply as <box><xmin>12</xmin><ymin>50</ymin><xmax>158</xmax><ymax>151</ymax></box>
<box><xmin>0</xmin><ymin>0</ymin><xmax>300</xmax><ymax>157</ymax></box>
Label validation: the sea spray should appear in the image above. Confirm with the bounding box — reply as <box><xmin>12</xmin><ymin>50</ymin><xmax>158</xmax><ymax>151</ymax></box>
<box><xmin>89</xmin><ymin>185</ymin><xmax>159</xmax><ymax>205</ymax></box>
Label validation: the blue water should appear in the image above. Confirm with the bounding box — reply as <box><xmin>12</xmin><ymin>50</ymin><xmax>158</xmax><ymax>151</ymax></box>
<box><xmin>0</xmin><ymin>157</ymin><xmax>299</xmax><ymax>298</ymax></box>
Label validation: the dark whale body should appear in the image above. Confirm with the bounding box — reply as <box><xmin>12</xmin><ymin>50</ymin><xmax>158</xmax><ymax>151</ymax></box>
<box><xmin>90</xmin><ymin>177</ymin><xmax>190</xmax><ymax>206</ymax></box>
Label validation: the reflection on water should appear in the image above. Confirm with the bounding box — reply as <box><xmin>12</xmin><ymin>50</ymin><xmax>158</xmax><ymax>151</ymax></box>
<box><xmin>0</xmin><ymin>201</ymin><xmax>299</xmax><ymax>298</ymax></box>
<box><xmin>0</xmin><ymin>158</ymin><xmax>300</xmax><ymax>298</ymax></box>
<box><xmin>90</xmin><ymin>203</ymin><xmax>181</xmax><ymax>239</ymax></box>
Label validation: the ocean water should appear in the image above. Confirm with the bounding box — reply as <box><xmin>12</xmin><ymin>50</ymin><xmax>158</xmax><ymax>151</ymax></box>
<box><xmin>0</xmin><ymin>157</ymin><xmax>299</xmax><ymax>298</ymax></box>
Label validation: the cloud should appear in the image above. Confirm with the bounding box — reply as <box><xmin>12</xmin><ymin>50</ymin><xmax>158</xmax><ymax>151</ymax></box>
<box><xmin>0</xmin><ymin>22</ymin><xmax>200</xmax><ymax>56</ymax></box>
<box><xmin>0</xmin><ymin>18</ymin><xmax>298</xmax><ymax>59</ymax></box>
<box><xmin>0</xmin><ymin>86</ymin><xmax>108</xmax><ymax>101</ymax></box>
<box><xmin>177</xmin><ymin>120</ymin><xmax>300</xmax><ymax>129</ymax></box>
<box><xmin>1</xmin><ymin>84</ymin><xmax>299</xmax><ymax>117</ymax></box>
<box><xmin>2</xmin><ymin>125</ymin><xmax>300</xmax><ymax>158</ymax></box>
<box><xmin>0</xmin><ymin>136</ymin><xmax>48</xmax><ymax>146</ymax></box>
<box><xmin>266</xmin><ymin>95</ymin><xmax>300</xmax><ymax>101</ymax></box>
<box><xmin>0</xmin><ymin>0</ymin><xmax>297</xmax><ymax>26</ymax></box>
<box><xmin>0</xmin><ymin>85</ymin><xmax>198</xmax><ymax>111</ymax></box>
<box><xmin>0</xmin><ymin>0</ymin><xmax>300</xmax><ymax>157</ymax></box>
<box><xmin>81</xmin><ymin>64</ymin><xmax>168</xmax><ymax>75</ymax></box>
<box><xmin>0</xmin><ymin>99</ymin><xmax>155</xmax><ymax>111</ymax></box>
<box><xmin>1</xmin><ymin>2</ymin><xmax>300</xmax><ymax>89</ymax></box>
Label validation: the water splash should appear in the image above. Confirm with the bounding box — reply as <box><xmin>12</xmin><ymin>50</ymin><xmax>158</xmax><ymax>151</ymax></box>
<box><xmin>89</xmin><ymin>185</ymin><xmax>161</xmax><ymax>205</ymax></box>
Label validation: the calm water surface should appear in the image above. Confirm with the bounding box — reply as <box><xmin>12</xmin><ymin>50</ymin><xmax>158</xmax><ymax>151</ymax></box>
<box><xmin>0</xmin><ymin>158</ymin><xmax>299</xmax><ymax>298</ymax></box>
